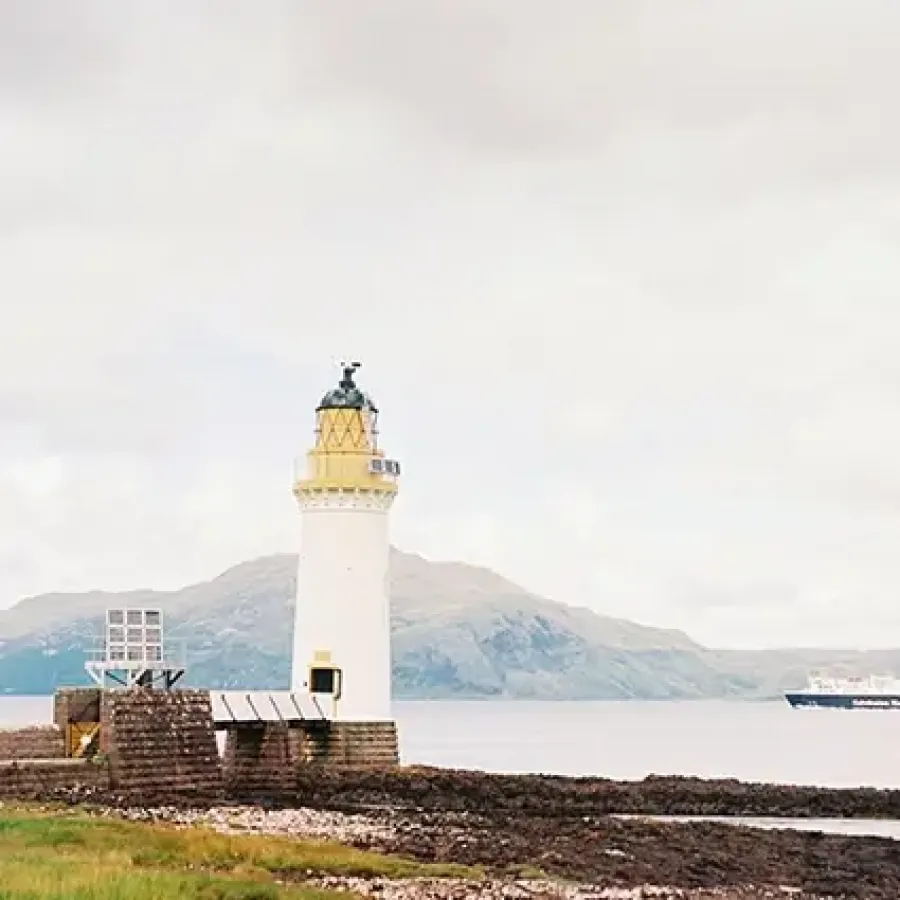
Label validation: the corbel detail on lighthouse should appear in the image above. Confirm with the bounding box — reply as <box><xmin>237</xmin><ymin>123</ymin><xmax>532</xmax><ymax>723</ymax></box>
<box><xmin>294</xmin><ymin>488</ymin><xmax>396</xmax><ymax>511</ymax></box>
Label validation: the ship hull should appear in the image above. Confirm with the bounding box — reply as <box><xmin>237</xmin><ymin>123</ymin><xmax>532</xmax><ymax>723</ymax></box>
<box><xmin>785</xmin><ymin>692</ymin><xmax>900</xmax><ymax>709</ymax></box>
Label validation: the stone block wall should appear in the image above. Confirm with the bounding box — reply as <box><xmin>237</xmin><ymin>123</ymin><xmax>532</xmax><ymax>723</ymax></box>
<box><xmin>223</xmin><ymin>721</ymin><xmax>399</xmax><ymax>799</ymax></box>
<box><xmin>101</xmin><ymin>689</ymin><xmax>223</xmax><ymax>801</ymax></box>
<box><xmin>14</xmin><ymin>689</ymin><xmax>402</xmax><ymax>802</ymax></box>
<box><xmin>0</xmin><ymin>759</ymin><xmax>109</xmax><ymax>799</ymax></box>
<box><xmin>301</xmin><ymin>722</ymin><xmax>399</xmax><ymax>768</ymax></box>
<box><xmin>222</xmin><ymin>725</ymin><xmax>296</xmax><ymax>797</ymax></box>
<box><xmin>0</xmin><ymin>726</ymin><xmax>66</xmax><ymax>760</ymax></box>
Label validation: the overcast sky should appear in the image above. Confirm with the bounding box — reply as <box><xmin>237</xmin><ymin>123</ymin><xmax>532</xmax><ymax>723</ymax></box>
<box><xmin>2</xmin><ymin>1</ymin><xmax>900</xmax><ymax>648</ymax></box>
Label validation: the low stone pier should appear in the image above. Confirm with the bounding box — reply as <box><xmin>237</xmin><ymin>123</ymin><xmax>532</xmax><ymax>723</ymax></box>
<box><xmin>0</xmin><ymin>726</ymin><xmax>66</xmax><ymax>760</ymax></box>
<box><xmin>0</xmin><ymin>758</ymin><xmax>107</xmax><ymax>799</ymax></box>
<box><xmin>0</xmin><ymin>688</ymin><xmax>399</xmax><ymax>804</ymax></box>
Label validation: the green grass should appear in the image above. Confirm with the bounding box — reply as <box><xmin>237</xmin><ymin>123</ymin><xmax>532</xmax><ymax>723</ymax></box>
<box><xmin>0</xmin><ymin>805</ymin><xmax>477</xmax><ymax>899</ymax></box>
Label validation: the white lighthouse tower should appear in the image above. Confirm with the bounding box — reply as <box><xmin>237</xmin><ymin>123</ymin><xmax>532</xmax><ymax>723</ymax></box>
<box><xmin>290</xmin><ymin>362</ymin><xmax>400</xmax><ymax>726</ymax></box>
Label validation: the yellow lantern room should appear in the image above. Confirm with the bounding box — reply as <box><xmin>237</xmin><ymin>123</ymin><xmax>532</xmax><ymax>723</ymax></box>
<box><xmin>293</xmin><ymin>362</ymin><xmax>400</xmax><ymax>500</ymax></box>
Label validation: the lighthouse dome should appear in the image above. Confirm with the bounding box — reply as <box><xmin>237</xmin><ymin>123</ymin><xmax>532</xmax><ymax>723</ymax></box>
<box><xmin>316</xmin><ymin>363</ymin><xmax>378</xmax><ymax>413</ymax></box>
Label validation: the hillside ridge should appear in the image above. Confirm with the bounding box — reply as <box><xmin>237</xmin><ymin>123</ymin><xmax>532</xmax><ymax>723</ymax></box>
<box><xmin>0</xmin><ymin>551</ymin><xmax>892</xmax><ymax>698</ymax></box>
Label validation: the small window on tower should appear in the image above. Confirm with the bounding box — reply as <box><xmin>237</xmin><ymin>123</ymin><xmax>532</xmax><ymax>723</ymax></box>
<box><xmin>309</xmin><ymin>667</ymin><xmax>336</xmax><ymax>694</ymax></box>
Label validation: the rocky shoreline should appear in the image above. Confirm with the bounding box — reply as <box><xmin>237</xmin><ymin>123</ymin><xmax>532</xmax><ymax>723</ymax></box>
<box><xmin>44</xmin><ymin>768</ymin><xmax>900</xmax><ymax>898</ymax></box>
<box><xmin>107</xmin><ymin>803</ymin><xmax>822</xmax><ymax>899</ymax></box>
<box><xmin>288</xmin><ymin>766</ymin><xmax>900</xmax><ymax>820</ymax></box>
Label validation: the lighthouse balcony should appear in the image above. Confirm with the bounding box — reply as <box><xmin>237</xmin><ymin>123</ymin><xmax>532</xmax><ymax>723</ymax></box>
<box><xmin>291</xmin><ymin>456</ymin><xmax>399</xmax><ymax>494</ymax></box>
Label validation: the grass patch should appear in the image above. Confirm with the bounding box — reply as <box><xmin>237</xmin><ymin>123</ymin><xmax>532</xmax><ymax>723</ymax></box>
<box><xmin>0</xmin><ymin>805</ymin><xmax>477</xmax><ymax>899</ymax></box>
<box><xmin>503</xmin><ymin>863</ymin><xmax>549</xmax><ymax>880</ymax></box>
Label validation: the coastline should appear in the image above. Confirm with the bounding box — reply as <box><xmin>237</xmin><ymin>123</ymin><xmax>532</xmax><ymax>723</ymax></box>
<box><xmin>28</xmin><ymin>766</ymin><xmax>900</xmax><ymax>899</ymax></box>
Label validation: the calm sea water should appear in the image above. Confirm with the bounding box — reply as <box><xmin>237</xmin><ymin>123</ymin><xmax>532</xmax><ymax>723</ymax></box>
<box><xmin>5</xmin><ymin>696</ymin><xmax>900</xmax><ymax>790</ymax></box>
<box><xmin>10</xmin><ymin>695</ymin><xmax>900</xmax><ymax>838</ymax></box>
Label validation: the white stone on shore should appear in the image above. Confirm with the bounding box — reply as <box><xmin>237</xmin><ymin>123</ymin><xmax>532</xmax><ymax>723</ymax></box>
<box><xmin>311</xmin><ymin>875</ymin><xmax>639</xmax><ymax>899</ymax></box>
<box><xmin>308</xmin><ymin>877</ymin><xmax>810</xmax><ymax>899</ymax></box>
<box><xmin>117</xmin><ymin>803</ymin><xmax>394</xmax><ymax>844</ymax></box>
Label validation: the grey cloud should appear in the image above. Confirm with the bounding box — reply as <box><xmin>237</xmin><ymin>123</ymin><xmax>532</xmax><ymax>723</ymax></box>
<box><xmin>10</xmin><ymin>1</ymin><xmax>899</xmax><ymax>164</ymax></box>
<box><xmin>2</xmin><ymin>2</ymin><xmax>900</xmax><ymax>648</ymax></box>
<box><xmin>290</xmin><ymin>1</ymin><xmax>900</xmax><ymax>159</ymax></box>
<box><xmin>0</xmin><ymin>1</ymin><xmax>128</xmax><ymax>102</ymax></box>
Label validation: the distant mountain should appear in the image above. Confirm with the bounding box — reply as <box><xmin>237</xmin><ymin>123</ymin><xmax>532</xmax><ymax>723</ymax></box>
<box><xmin>0</xmin><ymin>550</ymin><xmax>894</xmax><ymax>698</ymax></box>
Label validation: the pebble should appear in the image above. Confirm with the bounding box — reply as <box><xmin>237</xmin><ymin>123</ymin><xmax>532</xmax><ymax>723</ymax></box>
<box><xmin>308</xmin><ymin>876</ymin><xmax>816</xmax><ymax>899</ymax></box>
<box><xmin>116</xmin><ymin>803</ymin><xmax>395</xmax><ymax>843</ymax></box>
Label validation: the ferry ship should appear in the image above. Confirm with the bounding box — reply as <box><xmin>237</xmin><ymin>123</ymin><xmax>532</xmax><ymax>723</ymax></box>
<box><xmin>785</xmin><ymin>674</ymin><xmax>900</xmax><ymax>709</ymax></box>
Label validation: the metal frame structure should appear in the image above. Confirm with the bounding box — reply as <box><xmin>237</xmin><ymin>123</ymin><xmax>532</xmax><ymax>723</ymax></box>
<box><xmin>84</xmin><ymin>608</ymin><xmax>186</xmax><ymax>690</ymax></box>
<box><xmin>209</xmin><ymin>690</ymin><xmax>328</xmax><ymax>728</ymax></box>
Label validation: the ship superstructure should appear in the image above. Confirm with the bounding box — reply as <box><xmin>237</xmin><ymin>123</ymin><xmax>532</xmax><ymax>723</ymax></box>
<box><xmin>785</xmin><ymin>673</ymin><xmax>900</xmax><ymax>709</ymax></box>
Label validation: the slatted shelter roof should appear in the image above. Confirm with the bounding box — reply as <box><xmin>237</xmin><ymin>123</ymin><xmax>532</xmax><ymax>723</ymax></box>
<box><xmin>209</xmin><ymin>691</ymin><xmax>328</xmax><ymax>727</ymax></box>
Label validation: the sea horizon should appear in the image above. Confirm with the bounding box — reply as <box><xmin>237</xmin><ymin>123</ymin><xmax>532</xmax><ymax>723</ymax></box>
<box><xmin>4</xmin><ymin>695</ymin><xmax>899</xmax><ymax>790</ymax></box>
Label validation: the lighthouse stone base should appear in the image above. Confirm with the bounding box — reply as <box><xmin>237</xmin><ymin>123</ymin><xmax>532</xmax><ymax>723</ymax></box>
<box><xmin>223</xmin><ymin>720</ymin><xmax>399</xmax><ymax>797</ymax></box>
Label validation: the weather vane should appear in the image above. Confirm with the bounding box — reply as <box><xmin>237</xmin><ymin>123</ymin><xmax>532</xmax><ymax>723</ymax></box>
<box><xmin>339</xmin><ymin>360</ymin><xmax>361</xmax><ymax>388</ymax></box>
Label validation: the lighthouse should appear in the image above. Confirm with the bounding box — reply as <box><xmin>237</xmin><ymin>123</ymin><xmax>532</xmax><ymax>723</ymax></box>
<box><xmin>290</xmin><ymin>362</ymin><xmax>400</xmax><ymax>725</ymax></box>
